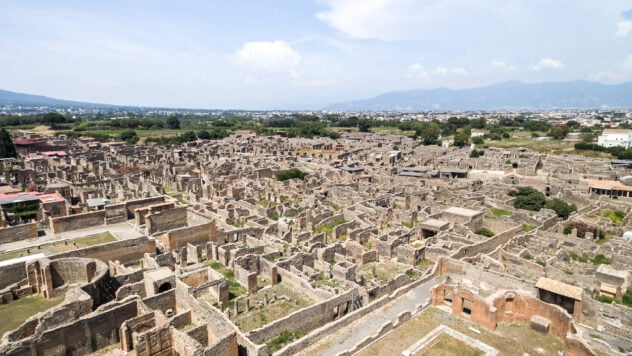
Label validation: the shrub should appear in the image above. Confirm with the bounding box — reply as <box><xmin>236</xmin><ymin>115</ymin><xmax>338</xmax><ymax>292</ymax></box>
<box><xmin>475</xmin><ymin>228</ymin><xmax>495</xmax><ymax>237</ymax></box>
<box><xmin>545</xmin><ymin>198</ymin><xmax>577</xmax><ymax>219</ymax></box>
<box><xmin>591</xmin><ymin>254</ymin><xmax>611</xmax><ymax>265</ymax></box>
<box><xmin>277</xmin><ymin>168</ymin><xmax>307</xmax><ymax>181</ymax></box>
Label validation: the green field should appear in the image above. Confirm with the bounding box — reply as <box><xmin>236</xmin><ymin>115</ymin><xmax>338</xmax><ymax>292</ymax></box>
<box><xmin>0</xmin><ymin>231</ymin><xmax>117</xmax><ymax>262</ymax></box>
<box><xmin>0</xmin><ymin>295</ymin><xmax>64</xmax><ymax>337</ymax></box>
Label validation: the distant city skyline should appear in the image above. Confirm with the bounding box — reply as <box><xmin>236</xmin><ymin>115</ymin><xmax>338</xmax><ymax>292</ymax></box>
<box><xmin>1</xmin><ymin>1</ymin><xmax>631</xmax><ymax>109</ymax></box>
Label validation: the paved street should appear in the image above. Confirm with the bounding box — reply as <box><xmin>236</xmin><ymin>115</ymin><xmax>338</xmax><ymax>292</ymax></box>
<box><xmin>300</xmin><ymin>276</ymin><xmax>441</xmax><ymax>356</ymax></box>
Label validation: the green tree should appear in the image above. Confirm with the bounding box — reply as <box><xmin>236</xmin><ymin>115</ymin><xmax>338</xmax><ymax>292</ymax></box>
<box><xmin>119</xmin><ymin>129</ymin><xmax>139</xmax><ymax>144</ymax></box>
<box><xmin>358</xmin><ymin>119</ymin><xmax>371</xmax><ymax>132</ymax></box>
<box><xmin>41</xmin><ymin>112</ymin><xmax>67</xmax><ymax>128</ymax></box>
<box><xmin>166</xmin><ymin>115</ymin><xmax>181</xmax><ymax>129</ymax></box>
<box><xmin>549</xmin><ymin>125</ymin><xmax>569</xmax><ymax>140</ymax></box>
<box><xmin>471</xmin><ymin>117</ymin><xmax>487</xmax><ymax>129</ymax></box>
<box><xmin>509</xmin><ymin>187</ymin><xmax>546</xmax><ymax>211</ymax></box>
<box><xmin>580</xmin><ymin>133</ymin><xmax>595</xmax><ymax>143</ymax></box>
<box><xmin>545</xmin><ymin>198</ymin><xmax>577</xmax><ymax>219</ymax></box>
<box><xmin>180</xmin><ymin>130</ymin><xmax>197</xmax><ymax>142</ymax></box>
<box><xmin>0</xmin><ymin>128</ymin><xmax>17</xmax><ymax>158</ymax></box>
<box><xmin>197</xmin><ymin>130</ymin><xmax>211</xmax><ymax>140</ymax></box>
<box><xmin>453</xmin><ymin>127</ymin><xmax>471</xmax><ymax>147</ymax></box>
<box><xmin>472</xmin><ymin>136</ymin><xmax>484</xmax><ymax>145</ymax></box>
<box><xmin>416</xmin><ymin>122</ymin><xmax>441</xmax><ymax>145</ymax></box>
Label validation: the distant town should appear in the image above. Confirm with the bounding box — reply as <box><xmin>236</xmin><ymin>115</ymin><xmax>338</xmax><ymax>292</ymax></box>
<box><xmin>1</xmin><ymin>105</ymin><xmax>632</xmax><ymax>355</ymax></box>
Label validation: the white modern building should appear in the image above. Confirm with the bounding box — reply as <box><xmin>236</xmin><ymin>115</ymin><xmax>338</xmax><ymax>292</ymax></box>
<box><xmin>597</xmin><ymin>129</ymin><xmax>632</xmax><ymax>148</ymax></box>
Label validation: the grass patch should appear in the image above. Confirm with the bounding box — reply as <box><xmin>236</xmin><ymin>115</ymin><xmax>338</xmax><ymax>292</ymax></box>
<box><xmin>0</xmin><ymin>295</ymin><xmax>64</xmax><ymax>337</ymax></box>
<box><xmin>569</xmin><ymin>251</ymin><xmax>588</xmax><ymax>263</ymax></box>
<box><xmin>600</xmin><ymin>209</ymin><xmax>626</xmax><ymax>224</ymax></box>
<box><xmin>522</xmin><ymin>224</ymin><xmax>535</xmax><ymax>232</ymax></box>
<box><xmin>402</xmin><ymin>221</ymin><xmax>414</xmax><ymax>229</ymax></box>
<box><xmin>0</xmin><ymin>232</ymin><xmax>117</xmax><ymax>262</ymax></box>
<box><xmin>490</xmin><ymin>208</ymin><xmax>512</xmax><ymax>218</ymax></box>
<box><xmin>536</xmin><ymin>260</ymin><xmax>546</xmax><ymax>267</ymax></box>
<box><xmin>314</xmin><ymin>218</ymin><xmax>346</xmax><ymax>236</ymax></box>
<box><xmin>418</xmin><ymin>333</ymin><xmax>483</xmax><ymax>356</ymax></box>
<box><xmin>522</xmin><ymin>253</ymin><xmax>533</xmax><ymax>260</ymax></box>
<box><xmin>69</xmin><ymin>232</ymin><xmax>116</xmax><ymax>248</ymax></box>
<box><xmin>207</xmin><ymin>261</ymin><xmax>246</xmax><ymax>298</ymax></box>
<box><xmin>267</xmin><ymin>330</ymin><xmax>305</xmax><ymax>353</ymax></box>
<box><xmin>591</xmin><ymin>254</ymin><xmax>611</xmax><ymax>265</ymax></box>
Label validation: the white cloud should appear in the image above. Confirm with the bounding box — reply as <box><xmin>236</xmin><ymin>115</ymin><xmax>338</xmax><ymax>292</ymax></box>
<box><xmin>528</xmin><ymin>58</ymin><xmax>565</xmax><ymax>71</ymax></box>
<box><xmin>315</xmin><ymin>0</ymin><xmax>525</xmax><ymax>41</ymax></box>
<box><xmin>235</xmin><ymin>41</ymin><xmax>301</xmax><ymax>77</ymax></box>
<box><xmin>407</xmin><ymin>63</ymin><xmax>430</xmax><ymax>80</ymax></box>
<box><xmin>588</xmin><ymin>54</ymin><xmax>632</xmax><ymax>83</ymax></box>
<box><xmin>407</xmin><ymin>62</ymin><xmax>467</xmax><ymax>80</ymax></box>
<box><xmin>589</xmin><ymin>70</ymin><xmax>628</xmax><ymax>83</ymax></box>
<box><xmin>616</xmin><ymin>20</ymin><xmax>632</xmax><ymax>38</ymax></box>
<box><xmin>489</xmin><ymin>60</ymin><xmax>517</xmax><ymax>72</ymax></box>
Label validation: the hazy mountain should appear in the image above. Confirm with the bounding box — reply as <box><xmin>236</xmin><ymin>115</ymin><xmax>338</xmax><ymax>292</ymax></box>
<box><xmin>0</xmin><ymin>89</ymin><xmax>115</xmax><ymax>108</ymax></box>
<box><xmin>324</xmin><ymin>80</ymin><xmax>632</xmax><ymax>111</ymax></box>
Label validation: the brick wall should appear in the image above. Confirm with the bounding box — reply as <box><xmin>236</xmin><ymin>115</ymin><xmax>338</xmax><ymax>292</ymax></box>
<box><xmin>50</xmin><ymin>210</ymin><xmax>105</xmax><ymax>234</ymax></box>
<box><xmin>0</xmin><ymin>222</ymin><xmax>38</xmax><ymax>243</ymax></box>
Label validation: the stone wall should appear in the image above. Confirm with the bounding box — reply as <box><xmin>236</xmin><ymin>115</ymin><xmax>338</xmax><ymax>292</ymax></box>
<box><xmin>451</xmin><ymin>225</ymin><xmax>523</xmax><ymax>259</ymax></box>
<box><xmin>161</xmin><ymin>223</ymin><xmax>212</xmax><ymax>251</ymax></box>
<box><xmin>52</xmin><ymin>237</ymin><xmax>156</xmax><ymax>265</ymax></box>
<box><xmin>276</xmin><ymin>263</ymin><xmax>440</xmax><ymax>356</ymax></box>
<box><xmin>124</xmin><ymin>196</ymin><xmax>166</xmax><ymax>219</ymax></box>
<box><xmin>0</xmin><ymin>222</ymin><xmax>37</xmax><ymax>243</ymax></box>
<box><xmin>146</xmin><ymin>207</ymin><xmax>188</xmax><ymax>235</ymax></box>
<box><xmin>246</xmin><ymin>288</ymin><xmax>357</xmax><ymax>344</ymax></box>
<box><xmin>582</xmin><ymin>297</ymin><xmax>632</xmax><ymax>341</ymax></box>
<box><xmin>0</xmin><ymin>298</ymin><xmax>139</xmax><ymax>355</ymax></box>
<box><xmin>50</xmin><ymin>210</ymin><xmax>105</xmax><ymax>234</ymax></box>
<box><xmin>276</xmin><ymin>267</ymin><xmax>332</xmax><ymax>301</ymax></box>
<box><xmin>0</xmin><ymin>260</ymin><xmax>27</xmax><ymax>289</ymax></box>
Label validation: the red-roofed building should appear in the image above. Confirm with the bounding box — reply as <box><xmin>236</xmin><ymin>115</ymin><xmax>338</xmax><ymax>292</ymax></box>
<box><xmin>0</xmin><ymin>191</ymin><xmax>67</xmax><ymax>222</ymax></box>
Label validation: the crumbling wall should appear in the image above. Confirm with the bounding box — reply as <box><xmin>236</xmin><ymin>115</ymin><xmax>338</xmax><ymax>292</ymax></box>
<box><xmin>124</xmin><ymin>196</ymin><xmax>165</xmax><ymax>219</ymax></box>
<box><xmin>0</xmin><ymin>298</ymin><xmax>139</xmax><ymax>355</ymax></box>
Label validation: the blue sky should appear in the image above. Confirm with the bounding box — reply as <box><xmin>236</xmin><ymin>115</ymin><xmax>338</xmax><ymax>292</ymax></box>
<box><xmin>1</xmin><ymin>0</ymin><xmax>631</xmax><ymax>109</ymax></box>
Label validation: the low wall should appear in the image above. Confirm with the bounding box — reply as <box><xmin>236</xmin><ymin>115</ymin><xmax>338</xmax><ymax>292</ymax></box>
<box><xmin>50</xmin><ymin>210</ymin><xmax>105</xmax><ymax>234</ymax></box>
<box><xmin>451</xmin><ymin>225</ymin><xmax>523</xmax><ymax>259</ymax></box>
<box><xmin>0</xmin><ymin>222</ymin><xmax>37</xmax><ymax>243</ymax></box>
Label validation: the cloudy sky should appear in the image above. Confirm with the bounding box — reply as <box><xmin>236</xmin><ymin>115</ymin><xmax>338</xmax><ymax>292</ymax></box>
<box><xmin>1</xmin><ymin>0</ymin><xmax>631</xmax><ymax>109</ymax></box>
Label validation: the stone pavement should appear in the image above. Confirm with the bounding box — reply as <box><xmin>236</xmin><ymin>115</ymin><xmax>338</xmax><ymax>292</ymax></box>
<box><xmin>299</xmin><ymin>276</ymin><xmax>441</xmax><ymax>356</ymax></box>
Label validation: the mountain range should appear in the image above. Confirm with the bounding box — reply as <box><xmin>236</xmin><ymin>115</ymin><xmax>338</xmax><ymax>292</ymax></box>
<box><xmin>1</xmin><ymin>80</ymin><xmax>632</xmax><ymax>111</ymax></box>
<box><xmin>0</xmin><ymin>89</ymin><xmax>117</xmax><ymax>108</ymax></box>
<box><xmin>324</xmin><ymin>80</ymin><xmax>632</xmax><ymax>111</ymax></box>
